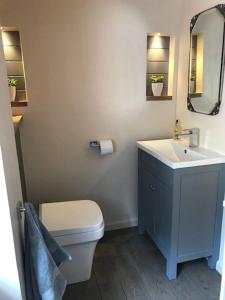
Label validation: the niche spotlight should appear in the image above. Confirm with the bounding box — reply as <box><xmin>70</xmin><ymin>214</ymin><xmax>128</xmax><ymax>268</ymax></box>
<box><xmin>151</xmin><ymin>34</ymin><xmax>163</xmax><ymax>49</ymax></box>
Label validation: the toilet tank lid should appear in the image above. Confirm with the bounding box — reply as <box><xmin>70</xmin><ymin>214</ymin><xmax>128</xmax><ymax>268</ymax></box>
<box><xmin>39</xmin><ymin>200</ymin><xmax>104</xmax><ymax>236</ymax></box>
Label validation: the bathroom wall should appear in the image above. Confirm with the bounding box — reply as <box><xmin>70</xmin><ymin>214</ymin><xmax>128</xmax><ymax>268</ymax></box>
<box><xmin>176</xmin><ymin>0</ymin><xmax>225</xmax><ymax>273</ymax></box>
<box><xmin>0</xmin><ymin>0</ymin><xmax>183</xmax><ymax>229</ymax></box>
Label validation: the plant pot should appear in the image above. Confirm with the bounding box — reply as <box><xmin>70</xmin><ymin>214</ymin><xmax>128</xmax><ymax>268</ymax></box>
<box><xmin>152</xmin><ymin>82</ymin><xmax>163</xmax><ymax>96</ymax></box>
<box><xmin>9</xmin><ymin>86</ymin><xmax>16</xmax><ymax>101</ymax></box>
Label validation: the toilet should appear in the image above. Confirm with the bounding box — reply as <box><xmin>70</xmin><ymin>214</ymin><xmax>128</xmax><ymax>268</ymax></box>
<box><xmin>39</xmin><ymin>200</ymin><xmax>104</xmax><ymax>284</ymax></box>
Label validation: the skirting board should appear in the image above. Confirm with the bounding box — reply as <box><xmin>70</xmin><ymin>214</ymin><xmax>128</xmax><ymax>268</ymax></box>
<box><xmin>105</xmin><ymin>218</ymin><xmax>138</xmax><ymax>231</ymax></box>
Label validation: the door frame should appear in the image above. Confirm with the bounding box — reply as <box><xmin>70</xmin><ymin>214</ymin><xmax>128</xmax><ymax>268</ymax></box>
<box><xmin>0</xmin><ymin>32</ymin><xmax>25</xmax><ymax>299</ymax></box>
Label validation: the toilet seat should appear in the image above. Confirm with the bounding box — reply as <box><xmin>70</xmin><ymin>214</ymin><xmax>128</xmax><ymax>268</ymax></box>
<box><xmin>40</xmin><ymin>200</ymin><xmax>104</xmax><ymax>245</ymax></box>
<box><xmin>54</xmin><ymin>225</ymin><xmax>104</xmax><ymax>246</ymax></box>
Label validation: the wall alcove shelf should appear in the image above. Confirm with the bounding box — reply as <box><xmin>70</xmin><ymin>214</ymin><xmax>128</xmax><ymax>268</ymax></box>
<box><xmin>189</xmin><ymin>93</ymin><xmax>202</xmax><ymax>98</ymax></box>
<box><xmin>11</xmin><ymin>101</ymin><xmax>28</xmax><ymax>107</ymax></box>
<box><xmin>146</xmin><ymin>34</ymin><xmax>174</xmax><ymax>101</ymax></box>
<box><xmin>1</xmin><ymin>28</ymin><xmax>28</xmax><ymax>105</ymax></box>
<box><xmin>147</xmin><ymin>96</ymin><xmax>172</xmax><ymax>101</ymax></box>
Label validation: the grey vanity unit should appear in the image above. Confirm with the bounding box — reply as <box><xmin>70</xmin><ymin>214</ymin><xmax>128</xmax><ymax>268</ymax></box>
<box><xmin>138</xmin><ymin>149</ymin><xmax>225</xmax><ymax>280</ymax></box>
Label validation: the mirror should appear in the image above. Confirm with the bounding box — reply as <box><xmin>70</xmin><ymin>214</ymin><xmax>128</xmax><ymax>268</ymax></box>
<box><xmin>187</xmin><ymin>4</ymin><xmax>225</xmax><ymax>115</ymax></box>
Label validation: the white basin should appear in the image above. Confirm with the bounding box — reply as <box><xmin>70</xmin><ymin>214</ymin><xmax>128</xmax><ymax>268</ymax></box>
<box><xmin>137</xmin><ymin>139</ymin><xmax>225</xmax><ymax>169</ymax></box>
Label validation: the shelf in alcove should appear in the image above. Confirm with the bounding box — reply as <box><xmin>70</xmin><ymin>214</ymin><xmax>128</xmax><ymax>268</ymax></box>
<box><xmin>146</xmin><ymin>96</ymin><xmax>172</xmax><ymax>101</ymax></box>
<box><xmin>11</xmin><ymin>101</ymin><xmax>28</xmax><ymax>107</ymax></box>
<box><xmin>189</xmin><ymin>93</ymin><xmax>202</xmax><ymax>98</ymax></box>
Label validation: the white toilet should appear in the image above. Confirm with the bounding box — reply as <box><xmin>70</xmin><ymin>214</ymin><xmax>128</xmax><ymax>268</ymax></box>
<box><xmin>39</xmin><ymin>200</ymin><xmax>104</xmax><ymax>284</ymax></box>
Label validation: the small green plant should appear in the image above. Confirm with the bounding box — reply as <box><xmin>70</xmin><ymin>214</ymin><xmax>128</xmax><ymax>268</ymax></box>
<box><xmin>8</xmin><ymin>78</ymin><xmax>18</xmax><ymax>87</ymax></box>
<box><xmin>149</xmin><ymin>75</ymin><xmax>164</xmax><ymax>83</ymax></box>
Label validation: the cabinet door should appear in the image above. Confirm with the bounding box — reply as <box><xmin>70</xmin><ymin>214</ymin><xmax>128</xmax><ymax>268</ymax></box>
<box><xmin>154</xmin><ymin>178</ymin><xmax>172</xmax><ymax>257</ymax></box>
<box><xmin>178</xmin><ymin>171</ymin><xmax>218</xmax><ymax>257</ymax></box>
<box><xmin>138</xmin><ymin>168</ymin><xmax>156</xmax><ymax>235</ymax></box>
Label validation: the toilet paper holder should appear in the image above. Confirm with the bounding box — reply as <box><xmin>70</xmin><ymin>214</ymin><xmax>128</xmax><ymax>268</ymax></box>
<box><xmin>89</xmin><ymin>140</ymin><xmax>114</xmax><ymax>155</ymax></box>
<box><xmin>89</xmin><ymin>140</ymin><xmax>100</xmax><ymax>148</ymax></box>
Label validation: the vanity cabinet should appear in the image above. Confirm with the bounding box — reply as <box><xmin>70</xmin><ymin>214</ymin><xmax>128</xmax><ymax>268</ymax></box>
<box><xmin>138</xmin><ymin>149</ymin><xmax>225</xmax><ymax>279</ymax></box>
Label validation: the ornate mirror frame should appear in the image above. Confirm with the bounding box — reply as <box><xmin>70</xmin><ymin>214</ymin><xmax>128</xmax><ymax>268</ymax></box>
<box><xmin>187</xmin><ymin>4</ymin><xmax>225</xmax><ymax>115</ymax></box>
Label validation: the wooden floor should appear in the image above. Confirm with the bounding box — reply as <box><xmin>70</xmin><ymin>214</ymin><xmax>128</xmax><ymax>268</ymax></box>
<box><xmin>63</xmin><ymin>228</ymin><xmax>221</xmax><ymax>300</ymax></box>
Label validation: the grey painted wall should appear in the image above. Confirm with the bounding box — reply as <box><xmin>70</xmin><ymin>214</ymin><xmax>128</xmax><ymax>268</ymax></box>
<box><xmin>0</xmin><ymin>0</ymin><xmax>183</xmax><ymax>229</ymax></box>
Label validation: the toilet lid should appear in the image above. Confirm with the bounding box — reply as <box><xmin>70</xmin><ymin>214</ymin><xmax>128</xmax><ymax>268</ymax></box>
<box><xmin>39</xmin><ymin>200</ymin><xmax>104</xmax><ymax>236</ymax></box>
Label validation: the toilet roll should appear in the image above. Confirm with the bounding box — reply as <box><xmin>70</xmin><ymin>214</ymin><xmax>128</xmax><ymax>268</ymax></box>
<box><xmin>99</xmin><ymin>140</ymin><xmax>113</xmax><ymax>155</ymax></box>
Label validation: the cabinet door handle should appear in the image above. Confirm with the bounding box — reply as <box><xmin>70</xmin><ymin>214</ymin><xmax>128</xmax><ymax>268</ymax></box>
<box><xmin>150</xmin><ymin>185</ymin><xmax>156</xmax><ymax>191</ymax></box>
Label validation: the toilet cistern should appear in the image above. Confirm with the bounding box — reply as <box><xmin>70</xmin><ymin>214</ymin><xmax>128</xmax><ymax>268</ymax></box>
<box><xmin>174</xmin><ymin>128</ymin><xmax>200</xmax><ymax>148</ymax></box>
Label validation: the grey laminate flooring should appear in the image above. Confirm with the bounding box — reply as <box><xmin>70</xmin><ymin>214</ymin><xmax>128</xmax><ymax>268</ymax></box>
<box><xmin>63</xmin><ymin>228</ymin><xmax>220</xmax><ymax>300</ymax></box>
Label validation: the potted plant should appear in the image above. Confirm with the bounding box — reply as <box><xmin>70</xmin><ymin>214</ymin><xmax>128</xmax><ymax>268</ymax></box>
<box><xmin>150</xmin><ymin>75</ymin><xmax>164</xmax><ymax>96</ymax></box>
<box><xmin>8</xmin><ymin>78</ymin><xmax>18</xmax><ymax>101</ymax></box>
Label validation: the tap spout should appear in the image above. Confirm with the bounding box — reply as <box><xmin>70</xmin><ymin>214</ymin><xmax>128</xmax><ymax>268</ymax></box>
<box><xmin>175</xmin><ymin>128</ymin><xmax>200</xmax><ymax>147</ymax></box>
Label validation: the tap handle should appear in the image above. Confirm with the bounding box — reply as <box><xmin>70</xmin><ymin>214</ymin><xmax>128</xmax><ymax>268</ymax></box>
<box><xmin>182</xmin><ymin>128</ymin><xmax>192</xmax><ymax>134</ymax></box>
<box><xmin>182</xmin><ymin>127</ymin><xmax>199</xmax><ymax>134</ymax></box>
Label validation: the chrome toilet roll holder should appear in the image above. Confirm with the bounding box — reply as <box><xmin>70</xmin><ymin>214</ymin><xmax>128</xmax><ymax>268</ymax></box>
<box><xmin>89</xmin><ymin>140</ymin><xmax>100</xmax><ymax>148</ymax></box>
<box><xmin>89</xmin><ymin>140</ymin><xmax>114</xmax><ymax>155</ymax></box>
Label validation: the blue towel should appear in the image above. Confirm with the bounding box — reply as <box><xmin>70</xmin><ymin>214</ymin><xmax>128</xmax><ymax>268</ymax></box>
<box><xmin>24</xmin><ymin>202</ymin><xmax>72</xmax><ymax>300</ymax></box>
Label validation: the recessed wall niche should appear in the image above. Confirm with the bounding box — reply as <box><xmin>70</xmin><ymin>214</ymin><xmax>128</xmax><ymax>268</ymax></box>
<box><xmin>1</xmin><ymin>29</ymin><xmax>28</xmax><ymax>106</ymax></box>
<box><xmin>146</xmin><ymin>34</ymin><xmax>174</xmax><ymax>101</ymax></box>
<box><xmin>189</xmin><ymin>33</ymin><xmax>203</xmax><ymax>97</ymax></box>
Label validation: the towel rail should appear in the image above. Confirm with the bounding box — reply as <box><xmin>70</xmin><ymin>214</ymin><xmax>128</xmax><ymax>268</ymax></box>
<box><xmin>20</xmin><ymin>206</ymin><xmax>26</xmax><ymax>213</ymax></box>
<box><xmin>17</xmin><ymin>201</ymin><xmax>26</xmax><ymax>219</ymax></box>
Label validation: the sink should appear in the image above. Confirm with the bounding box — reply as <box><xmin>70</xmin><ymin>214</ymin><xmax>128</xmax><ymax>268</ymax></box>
<box><xmin>137</xmin><ymin>139</ymin><xmax>225</xmax><ymax>169</ymax></box>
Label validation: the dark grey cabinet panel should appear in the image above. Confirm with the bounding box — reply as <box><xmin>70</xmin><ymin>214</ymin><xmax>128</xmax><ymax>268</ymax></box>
<box><xmin>155</xmin><ymin>180</ymin><xmax>172</xmax><ymax>257</ymax></box>
<box><xmin>138</xmin><ymin>149</ymin><xmax>225</xmax><ymax>279</ymax></box>
<box><xmin>178</xmin><ymin>172</ymin><xmax>218</xmax><ymax>259</ymax></box>
<box><xmin>138</xmin><ymin>167</ymin><xmax>155</xmax><ymax>236</ymax></box>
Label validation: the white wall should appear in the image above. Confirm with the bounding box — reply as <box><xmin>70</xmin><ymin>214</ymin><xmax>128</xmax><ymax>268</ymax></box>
<box><xmin>176</xmin><ymin>0</ymin><xmax>225</xmax><ymax>273</ymax></box>
<box><xmin>0</xmin><ymin>0</ymin><xmax>183</xmax><ymax>229</ymax></box>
